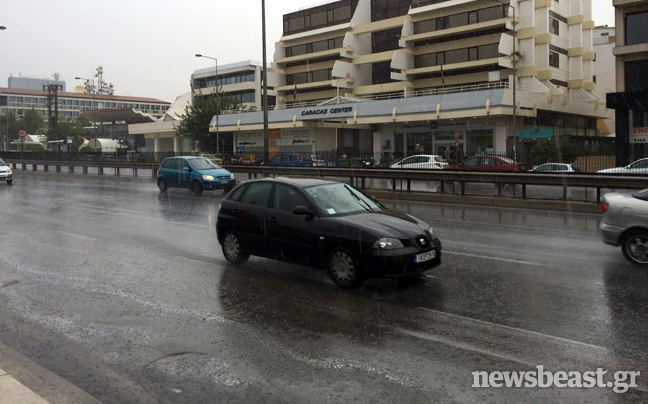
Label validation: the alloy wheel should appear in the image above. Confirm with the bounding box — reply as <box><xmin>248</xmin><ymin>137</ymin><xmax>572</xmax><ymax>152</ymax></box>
<box><xmin>626</xmin><ymin>235</ymin><xmax>648</xmax><ymax>264</ymax></box>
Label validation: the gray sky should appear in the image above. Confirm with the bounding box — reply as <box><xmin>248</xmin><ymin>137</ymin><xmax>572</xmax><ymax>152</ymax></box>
<box><xmin>0</xmin><ymin>0</ymin><xmax>616</xmax><ymax>103</ymax></box>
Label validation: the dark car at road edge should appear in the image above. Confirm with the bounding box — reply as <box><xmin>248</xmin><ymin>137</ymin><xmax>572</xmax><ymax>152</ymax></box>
<box><xmin>216</xmin><ymin>177</ymin><xmax>442</xmax><ymax>288</ymax></box>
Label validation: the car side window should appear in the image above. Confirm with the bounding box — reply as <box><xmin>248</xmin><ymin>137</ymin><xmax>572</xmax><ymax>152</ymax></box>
<box><xmin>401</xmin><ymin>157</ymin><xmax>416</xmax><ymax>165</ymax></box>
<box><xmin>417</xmin><ymin>156</ymin><xmax>430</xmax><ymax>163</ymax></box>
<box><xmin>240</xmin><ymin>182</ymin><xmax>273</xmax><ymax>207</ymax></box>
<box><xmin>162</xmin><ymin>159</ymin><xmax>174</xmax><ymax>169</ymax></box>
<box><xmin>463</xmin><ymin>158</ymin><xmax>480</xmax><ymax>166</ymax></box>
<box><xmin>273</xmin><ymin>184</ymin><xmax>312</xmax><ymax>213</ymax></box>
<box><xmin>632</xmin><ymin>160</ymin><xmax>648</xmax><ymax>169</ymax></box>
<box><xmin>230</xmin><ymin>185</ymin><xmax>248</xmax><ymax>201</ymax></box>
<box><xmin>174</xmin><ymin>159</ymin><xmax>189</xmax><ymax>171</ymax></box>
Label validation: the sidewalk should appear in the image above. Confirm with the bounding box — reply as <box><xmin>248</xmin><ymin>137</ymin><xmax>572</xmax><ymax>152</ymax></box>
<box><xmin>0</xmin><ymin>368</ymin><xmax>49</xmax><ymax>404</ymax></box>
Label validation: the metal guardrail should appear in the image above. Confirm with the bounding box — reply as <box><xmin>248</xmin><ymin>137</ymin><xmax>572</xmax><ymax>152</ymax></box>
<box><xmin>6</xmin><ymin>159</ymin><xmax>647</xmax><ymax>204</ymax></box>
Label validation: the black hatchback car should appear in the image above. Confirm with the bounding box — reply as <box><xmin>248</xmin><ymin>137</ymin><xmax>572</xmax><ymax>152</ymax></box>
<box><xmin>216</xmin><ymin>178</ymin><xmax>442</xmax><ymax>288</ymax></box>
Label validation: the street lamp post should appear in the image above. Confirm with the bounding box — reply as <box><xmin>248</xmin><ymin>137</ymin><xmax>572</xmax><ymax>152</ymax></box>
<box><xmin>262</xmin><ymin>0</ymin><xmax>270</xmax><ymax>166</ymax></box>
<box><xmin>493</xmin><ymin>0</ymin><xmax>518</xmax><ymax>160</ymax></box>
<box><xmin>1</xmin><ymin>26</ymin><xmax>6</xmax><ymax>151</ymax></box>
<box><xmin>195</xmin><ymin>54</ymin><xmax>220</xmax><ymax>155</ymax></box>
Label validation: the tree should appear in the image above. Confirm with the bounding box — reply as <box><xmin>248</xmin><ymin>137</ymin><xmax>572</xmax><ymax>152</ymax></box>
<box><xmin>58</xmin><ymin>116</ymin><xmax>89</xmax><ymax>152</ymax></box>
<box><xmin>0</xmin><ymin>112</ymin><xmax>19</xmax><ymax>140</ymax></box>
<box><xmin>17</xmin><ymin>108</ymin><xmax>45</xmax><ymax>134</ymax></box>
<box><xmin>176</xmin><ymin>89</ymin><xmax>246</xmax><ymax>151</ymax></box>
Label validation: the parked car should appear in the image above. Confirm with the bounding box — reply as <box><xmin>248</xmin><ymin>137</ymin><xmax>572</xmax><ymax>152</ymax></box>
<box><xmin>530</xmin><ymin>163</ymin><xmax>580</xmax><ymax>173</ymax></box>
<box><xmin>597</xmin><ymin>158</ymin><xmax>648</xmax><ymax>175</ymax></box>
<box><xmin>0</xmin><ymin>158</ymin><xmax>13</xmax><ymax>185</ymax></box>
<box><xmin>157</xmin><ymin>156</ymin><xmax>236</xmax><ymax>196</ymax></box>
<box><xmin>199</xmin><ymin>153</ymin><xmax>224</xmax><ymax>166</ymax></box>
<box><xmin>268</xmin><ymin>153</ymin><xmax>315</xmax><ymax>167</ymax></box>
<box><xmin>216</xmin><ymin>177</ymin><xmax>442</xmax><ymax>288</ymax></box>
<box><xmin>446</xmin><ymin>155</ymin><xmax>528</xmax><ymax>172</ymax></box>
<box><xmin>601</xmin><ymin>189</ymin><xmax>648</xmax><ymax>266</ymax></box>
<box><xmin>390</xmin><ymin>155</ymin><xmax>448</xmax><ymax>170</ymax></box>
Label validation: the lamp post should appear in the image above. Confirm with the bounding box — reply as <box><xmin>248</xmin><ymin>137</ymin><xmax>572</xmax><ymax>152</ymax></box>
<box><xmin>492</xmin><ymin>0</ymin><xmax>518</xmax><ymax>160</ymax></box>
<box><xmin>195</xmin><ymin>54</ymin><xmax>220</xmax><ymax>155</ymax></box>
<box><xmin>262</xmin><ymin>0</ymin><xmax>270</xmax><ymax>166</ymax></box>
<box><xmin>74</xmin><ymin>76</ymin><xmax>97</xmax><ymax>111</ymax></box>
<box><xmin>1</xmin><ymin>26</ymin><xmax>6</xmax><ymax>151</ymax></box>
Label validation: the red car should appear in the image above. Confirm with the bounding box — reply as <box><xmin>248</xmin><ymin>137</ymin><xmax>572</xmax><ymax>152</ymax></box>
<box><xmin>446</xmin><ymin>155</ymin><xmax>528</xmax><ymax>172</ymax></box>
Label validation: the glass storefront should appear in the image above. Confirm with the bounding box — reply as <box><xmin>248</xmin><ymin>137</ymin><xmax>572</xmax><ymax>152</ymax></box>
<box><xmin>401</xmin><ymin>128</ymin><xmax>494</xmax><ymax>159</ymax></box>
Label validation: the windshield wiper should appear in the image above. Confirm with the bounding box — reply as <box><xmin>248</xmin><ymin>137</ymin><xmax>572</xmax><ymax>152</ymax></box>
<box><xmin>344</xmin><ymin>185</ymin><xmax>373</xmax><ymax>213</ymax></box>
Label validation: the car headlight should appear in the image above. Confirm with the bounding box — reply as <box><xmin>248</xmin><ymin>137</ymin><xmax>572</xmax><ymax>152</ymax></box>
<box><xmin>8</xmin><ymin>170</ymin><xmax>12</xmax><ymax>175</ymax></box>
<box><xmin>373</xmin><ymin>237</ymin><xmax>404</xmax><ymax>250</ymax></box>
<box><xmin>203</xmin><ymin>175</ymin><xmax>215</xmax><ymax>181</ymax></box>
<box><xmin>230</xmin><ymin>174</ymin><xmax>235</xmax><ymax>179</ymax></box>
<box><xmin>429</xmin><ymin>227</ymin><xmax>436</xmax><ymax>237</ymax></box>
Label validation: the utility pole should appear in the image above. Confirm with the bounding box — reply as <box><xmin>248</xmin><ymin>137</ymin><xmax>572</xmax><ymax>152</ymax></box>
<box><xmin>262</xmin><ymin>0</ymin><xmax>270</xmax><ymax>166</ymax></box>
<box><xmin>44</xmin><ymin>84</ymin><xmax>63</xmax><ymax>149</ymax></box>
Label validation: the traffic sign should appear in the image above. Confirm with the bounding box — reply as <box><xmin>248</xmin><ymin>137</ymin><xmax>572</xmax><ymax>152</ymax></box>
<box><xmin>237</xmin><ymin>145</ymin><xmax>245</xmax><ymax>154</ymax></box>
<box><xmin>18</xmin><ymin>130</ymin><xmax>27</xmax><ymax>139</ymax></box>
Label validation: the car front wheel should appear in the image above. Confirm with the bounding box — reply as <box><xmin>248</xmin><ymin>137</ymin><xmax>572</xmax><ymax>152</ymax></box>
<box><xmin>222</xmin><ymin>231</ymin><xmax>249</xmax><ymax>265</ymax></box>
<box><xmin>622</xmin><ymin>230</ymin><xmax>648</xmax><ymax>267</ymax></box>
<box><xmin>191</xmin><ymin>180</ymin><xmax>203</xmax><ymax>196</ymax></box>
<box><xmin>6</xmin><ymin>180</ymin><xmax>12</xmax><ymax>185</ymax></box>
<box><xmin>157</xmin><ymin>178</ymin><xmax>167</xmax><ymax>192</ymax></box>
<box><xmin>328</xmin><ymin>248</ymin><xmax>362</xmax><ymax>289</ymax></box>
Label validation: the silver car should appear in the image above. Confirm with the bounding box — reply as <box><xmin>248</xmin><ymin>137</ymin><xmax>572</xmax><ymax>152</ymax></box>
<box><xmin>0</xmin><ymin>158</ymin><xmax>12</xmax><ymax>185</ymax></box>
<box><xmin>600</xmin><ymin>189</ymin><xmax>648</xmax><ymax>266</ymax></box>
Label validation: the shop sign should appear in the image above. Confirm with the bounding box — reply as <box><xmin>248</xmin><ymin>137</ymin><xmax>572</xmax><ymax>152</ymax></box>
<box><xmin>631</xmin><ymin>127</ymin><xmax>648</xmax><ymax>143</ymax></box>
<box><xmin>278</xmin><ymin>128</ymin><xmax>313</xmax><ymax>146</ymax></box>
<box><xmin>518</xmin><ymin>128</ymin><xmax>554</xmax><ymax>140</ymax></box>
<box><xmin>237</xmin><ymin>132</ymin><xmax>264</xmax><ymax>147</ymax></box>
<box><xmin>299</xmin><ymin>105</ymin><xmax>355</xmax><ymax>121</ymax></box>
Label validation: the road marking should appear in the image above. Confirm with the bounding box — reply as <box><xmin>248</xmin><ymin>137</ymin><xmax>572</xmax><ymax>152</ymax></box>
<box><xmin>416</xmin><ymin>307</ymin><xmax>607</xmax><ymax>352</ymax></box>
<box><xmin>71</xmin><ymin>203</ymin><xmax>143</xmax><ymax>215</ymax></box>
<box><xmin>444</xmin><ymin>251</ymin><xmax>552</xmax><ymax>268</ymax></box>
<box><xmin>52</xmin><ymin>231</ymin><xmax>97</xmax><ymax>242</ymax></box>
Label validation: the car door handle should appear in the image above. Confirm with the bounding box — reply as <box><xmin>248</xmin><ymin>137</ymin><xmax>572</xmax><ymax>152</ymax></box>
<box><xmin>268</xmin><ymin>217</ymin><xmax>278</xmax><ymax>223</ymax></box>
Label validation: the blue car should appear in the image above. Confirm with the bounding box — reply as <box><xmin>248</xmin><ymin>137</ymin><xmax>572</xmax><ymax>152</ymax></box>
<box><xmin>157</xmin><ymin>156</ymin><xmax>236</xmax><ymax>196</ymax></box>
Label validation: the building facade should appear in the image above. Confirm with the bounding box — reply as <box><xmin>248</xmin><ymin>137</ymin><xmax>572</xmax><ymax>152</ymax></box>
<box><xmin>593</xmin><ymin>26</ymin><xmax>616</xmax><ymax>136</ymax></box>
<box><xmin>606</xmin><ymin>0</ymin><xmax>648</xmax><ymax>166</ymax></box>
<box><xmin>213</xmin><ymin>0</ymin><xmax>609</xmax><ymax>163</ymax></box>
<box><xmin>0</xmin><ymin>87</ymin><xmax>170</xmax><ymax>122</ymax></box>
<box><xmin>191</xmin><ymin>60</ymin><xmax>278</xmax><ymax>111</ymax></box>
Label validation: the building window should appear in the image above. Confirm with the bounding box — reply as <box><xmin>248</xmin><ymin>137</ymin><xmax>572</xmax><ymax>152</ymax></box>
<box><xmin>479</xmin><ymin>43</ymin><xmax>500</xmax><ymax>59</ymax></box>
<box><xmin>549</xmin><ymin>51</ymin><xmax>560</xmax><ymax>68</ymax></box>
<box><xmin>625</xmin><ymin>59</ymin><xmax>648</xmax><ymax>91</ymax></box>
<box><xmin>550</xmin><ymin>17</ymin><xmax>560</xmax><ymax>35</ymax></box>
<box><xmin>283</xmin><ymin>1</ymin><xmax>358</xmax><ymax>35</ymax></box>
<box><xmin>414</xmin><ymin>43</ymin><xmax>499</xmax><ymax>68</ymax></box>
<box><xmin>593</xmin><ymin>75</ymin><xmax>597</xmax><ymax>84</ymax></box>
<box><xmin>469</xmin><ymin>47</ymin><xmax>478</xmax><ymax>61</ymax></box>
<box><xmin>626</xmin><ymin>11</ymin><xmax>648</xmax><ymax>46</ymax></box>
<box><xmin>285</xmin><ymin>37</ymin><xmax>344</xmax><ymax>58</ymax></box>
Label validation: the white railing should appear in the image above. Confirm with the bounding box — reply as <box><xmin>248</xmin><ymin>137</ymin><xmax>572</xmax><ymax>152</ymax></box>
<box><xmin>221</xmin><ymin>82</ymin><xmax>512</xmax><ymax>115</ymax></box>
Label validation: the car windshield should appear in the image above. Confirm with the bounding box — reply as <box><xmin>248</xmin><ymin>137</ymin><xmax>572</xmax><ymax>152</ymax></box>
<box><xmin>306</xmin><ymin>183</ymin><xmax>385</xmax><ymax>216</ymax></box>
<box><xmin>0</xmin><ymin>158</ymin><xmax>5</xmax><ymax>165</ymax></box>
<box><xmin>189</xmin><ymin>158</ymin><xmax>219</xmax><ymax>170</ymax></box>
<box><xmin>498</xmin><ymin>156</ymin><xmax>515</xmax><ymax>163</ymax></box>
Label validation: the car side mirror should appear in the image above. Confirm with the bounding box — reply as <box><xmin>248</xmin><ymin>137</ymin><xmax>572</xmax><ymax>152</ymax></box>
<box><xmin>293</xmin><ymin>206</ymin><xmax>314</xmax><ymax>219</ymax></box>
<box><xmin>183</xmin><ymin>167</ymin><xmax>191</xmax><ymax>172</ymax></box>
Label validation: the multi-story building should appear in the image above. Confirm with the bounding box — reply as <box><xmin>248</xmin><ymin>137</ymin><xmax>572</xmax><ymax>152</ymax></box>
<box><xmin>214</xmin><ymin>0</ymin><xmax>609</xmax><ymax>161</ymax></box>
<box><xmin>8</xmin><ymin>75</ymin><xmax>66</xmax><ymax>91</ymax></box>
<box><xmin>606</xmin><ymin>0</ymin><xmax>648</xmax><ymax>166</ymax></box>
<box><xmin>0</xmin><ymin>86</ymin><xmax>171</xmax><ymax>122</ymax></box>
<box><xmin>593</xmin><ymin>26</ymin><xmax>616</xmax><ymax>136</ymax></box>
<box><xmin>191</xmin><ymin>60</ymin><xmax>278</xmax><ymax>110</ymax></box>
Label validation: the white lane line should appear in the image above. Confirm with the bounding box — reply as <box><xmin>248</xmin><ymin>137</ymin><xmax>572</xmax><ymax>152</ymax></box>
<box><xmin>52</xmin><ymin>231</ymin><xmax>97</xmax><ymax>242</ymax></box>
<box><xmin>444</xmin><ymin>251</ymin><xmax>551</xmax><ymax>268</ymax></box>
<box><xmin>71</xmin><ymin>203</ymin><xmax>143</xmax><ymax>215</ymax></box>
<box><xmin>416</xmin><ymin>307</ymin><xmax>608</xmax><ymax>352</ymax></box>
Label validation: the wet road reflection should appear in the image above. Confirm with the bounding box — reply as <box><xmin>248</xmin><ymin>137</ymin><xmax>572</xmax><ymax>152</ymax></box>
<box><xmin>0</xmin><ymin>172</ymin><xmax>647</xmax><ymax>402</ymax></box>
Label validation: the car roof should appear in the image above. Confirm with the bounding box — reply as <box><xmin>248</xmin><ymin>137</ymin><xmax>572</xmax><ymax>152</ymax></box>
<box><xmin>248</xmin><ymin>177</ymin><xmax>337</xmax><ymax>188</ymax></box>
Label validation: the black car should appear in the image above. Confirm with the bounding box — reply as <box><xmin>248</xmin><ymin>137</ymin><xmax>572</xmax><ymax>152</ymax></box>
<box><xmin>216</xmin><ymin>177</ymin><xmax>442</xmax><ymax>288</ymax></box>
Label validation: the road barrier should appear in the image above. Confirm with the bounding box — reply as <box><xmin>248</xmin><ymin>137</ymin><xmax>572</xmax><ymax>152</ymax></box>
<box><xmin>5</xmin><ymin>159</ymin><xmax>647</xmax><ymax>204</ymax></box>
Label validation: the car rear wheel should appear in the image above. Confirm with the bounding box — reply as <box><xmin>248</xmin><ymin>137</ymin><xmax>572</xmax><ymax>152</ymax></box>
<box><xmin>157</xmin><ymin>178</ymin><xmax>167</xmax><ymax>192</ymax></box>
<box><xmin>622</xmin><ymin>230</ymin><xmax>648</xmax><ymax>267</ymax></box>
<box><xmin>328</xmin><ymin>248</ymin><xmax>362</xmax><ymax>289</ymax></box>
<box><xmin>222</xmin><ymin>231</ymin><xmax>249</xmax><ymax>265</ymax></box>
<box><xmin>191</xmin><ymin>180</ymin><xmax>203</xmax><ymax>196</ymax></box>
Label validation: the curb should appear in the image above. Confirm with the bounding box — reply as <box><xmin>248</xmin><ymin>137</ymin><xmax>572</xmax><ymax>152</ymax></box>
<box><xmin>364</xmin><ymin>189</ymin><xmax>602</xmax><ymax>214</ymax></box>
<box><xmin>0</xmin><ymin>341</ymin><xmax>101</xmax><ymax>404</ymax></box>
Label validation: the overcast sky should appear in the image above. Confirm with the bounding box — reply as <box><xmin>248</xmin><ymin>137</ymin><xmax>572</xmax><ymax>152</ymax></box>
<box><xmin>0</xmin><ymin>0</ymin><xmax>616</xmax><ymax>103</ymax></box>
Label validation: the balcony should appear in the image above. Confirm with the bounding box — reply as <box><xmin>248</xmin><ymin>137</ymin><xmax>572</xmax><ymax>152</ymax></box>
<box><xmin>401</xmin><ymin>18</ymin><xmax>513</xmax><ymax>44</ymax></box>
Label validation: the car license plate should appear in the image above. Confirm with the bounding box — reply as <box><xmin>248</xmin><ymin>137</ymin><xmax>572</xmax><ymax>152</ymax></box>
<box><xmin>414</xmin><ymin>250</ymin><xmax>436</xmax><ymax>263</ymax></box>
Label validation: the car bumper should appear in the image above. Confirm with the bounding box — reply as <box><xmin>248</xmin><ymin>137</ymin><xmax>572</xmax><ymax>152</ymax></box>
<box><xmin>0</xmin><ymin>173</ymin><xmax>12</xmax><ymax>181</ymax></box>
<box><xmin>360</xmin><ymin>240</ymin><xmax>442</xmax><ymax>278</ymax></box>
<box><xmin>600</xmin><ymin>222</ymin><xmax>625</xmax><ymax>247</ymax></box>
<box><xmin>202</xmin><ymin>179</ymin><xmax>236</xmax><ymax>191</ymax></box>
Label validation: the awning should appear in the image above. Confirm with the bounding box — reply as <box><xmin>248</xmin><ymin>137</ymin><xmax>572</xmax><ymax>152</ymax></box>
<box><xmin>607</xmin><ymin>90</ymin><xmax>648</xmax><ymax>110</ymax></box>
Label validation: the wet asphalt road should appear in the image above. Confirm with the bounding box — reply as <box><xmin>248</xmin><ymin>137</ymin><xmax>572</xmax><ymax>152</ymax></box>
<box><xmin>1</xmin><ymin>172</ymin><xmax>648</xmax><ymax>403</ymax></box>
